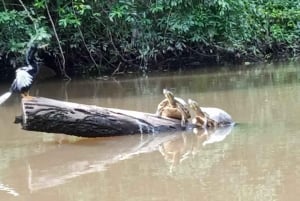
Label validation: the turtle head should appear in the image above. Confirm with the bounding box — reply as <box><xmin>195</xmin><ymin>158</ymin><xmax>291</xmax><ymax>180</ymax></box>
<box><xmin>163</xmin><ymin>89</ymin><xmax>175</xmax><ymax>104</ymax></box>
<box><xmin>188</xmin><ymin>99</ymin><xmax>206</xmax><ymax>118</ymax></box>
<box><xmin>189</xmin><ymin>100</ymin><xmax>207</xmax><ymax>128</ymax></box>
<box><xmin>188</xmin><ymin>99</ymin><xmax>199</xmax><ymax>111</ymax></box>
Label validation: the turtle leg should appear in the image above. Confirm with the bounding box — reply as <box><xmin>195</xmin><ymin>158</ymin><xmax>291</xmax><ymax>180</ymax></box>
<box><xmin>181</xmin><ymin>117</ymin><xmax>186</xmax><ymax>128</ymax></box>
<box><xmin>192</xmin><ymin>116</ymin><xmax>207</xmax><ymax>128</ymax></box>
<box><xmin>179</xmin><ymin>108</ymin><xmax>186</xmax><ymax>128</ymax></box>
<box><xmin>176</xmin><ymin>103</ymin><xmax>188</xmax><ymax>128</ymax></box>
<box><xmin>207</xmin><ymin>118</ymin><xmax>218</xmax><ymax>128</ymax></box>
<box><xmin>155</xmin><ymin>109</ymin><xmax>162</xmax><ymax>116</ymax></box>
<box><xmin>155</xmin><ymin>100</ymin><xmax>168</xmax><ymax>116</ymax></box>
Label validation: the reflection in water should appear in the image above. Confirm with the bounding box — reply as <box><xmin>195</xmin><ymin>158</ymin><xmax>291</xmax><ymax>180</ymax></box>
<box><xmin>1</xmin><ymin>63</ymin><xmax>300</xmax><ymax>201</ymax></box>
<box><xmin>25</xmin><ymin>132</ymin><xmax>188</xmax><ymax>191</ymax></box>
<box><xmin>193</xmin><ymin>126</ymin><xmax>233</xmax><ymax>146</ymax></box>
<box><xmin>159</xmin><ymin>126</ymin><xmax>234</xmax><ymax>172</ymax></box>
<box><xmin>25</xmin><ymin>126</ymin><xmax>234</xmax><ymax>191</ymax></box>
<box><xmin>0</xmin><ymin>183</ymin><xmax>19</xmax><ymax>197</ymax></box>
<box><xmin>158</xmin><ymin>133</ymin><xmax>193</xmax><ymax>173</ymax></box>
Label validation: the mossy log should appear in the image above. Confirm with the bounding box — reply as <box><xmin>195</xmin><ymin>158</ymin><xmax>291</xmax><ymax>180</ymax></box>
<box><xmin>15</xmin><ymin>97</ymin><xmax>187</xmax><ymax>137</ymax></box>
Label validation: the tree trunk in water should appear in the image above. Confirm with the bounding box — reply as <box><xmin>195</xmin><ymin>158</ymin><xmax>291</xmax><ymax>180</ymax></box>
<box><xmin>16</xmin><ymin>97</ymin><xmax>185</xmax><ymax>137</ymax></box>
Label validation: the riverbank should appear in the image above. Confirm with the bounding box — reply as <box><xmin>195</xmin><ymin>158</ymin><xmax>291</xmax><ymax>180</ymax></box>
<box><xmin>0</xmin><ymin>44</ymin><xmax>299</xmax><ymax>82</ymax></box>
<box><xmin>0</xmin><ymin>0</ymin><xmax>299</xmax><ymax>81</ymax></box>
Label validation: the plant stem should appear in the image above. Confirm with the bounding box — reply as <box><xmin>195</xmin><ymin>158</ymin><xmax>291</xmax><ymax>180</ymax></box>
<box><xmin>2</xmin><ymin>0</ymin><xmax>7</xmax><ymax>10</ymax></box>
<box><xmin>45</xmin><ymin>1</ymin><xmax>71</xmax><ymax>80</ymax></box>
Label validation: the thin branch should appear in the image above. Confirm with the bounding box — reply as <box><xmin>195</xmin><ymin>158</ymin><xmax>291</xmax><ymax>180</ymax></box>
<box><xmin>78</xmin><ymin>28</ymin><xmax>98</xmax><ymax>66</ymax></box>
<box><xmin>45</xmin><ymin>1</ymin><xmax>71</xmax><ymax>80</ymax></box>
<box><xmin>18</xmin><ymin>0</ymin><xmax>38</xmax><ymax>42</ymax></box>
<box><xmin>90</xmin><ymin>16</ymin><xmax>120</xmax><ymax>69</ymax></box>
<box><xmin>18</xmin><ymin>0</ymin><xmax>34</xmax><ymax>22</ymax></box>
<box><xmin>70</xmin><ymin>1</ymin><xmax>98</xmax><ymax>69</ymax></box>
<box><xmin>186</xmin><ymin>45</ymin><xmax>216</xmax><ymax>57</ymax></box>
<box><xmin>1</xmin><ymin>0</ymin><xmax>7</xmax><ymax>10</ymax></box>
<box><xmin>163</xmin><ymin>7</ymin><xmax>173</xmax><ymax>40</ymax></box>
<box><xmin>108</xmin><ymin>30</ymin><xmax>139</xmax><ymax>69</ymax></box>
<box><xmin>111</xmin><ymin>62</ymin><xmax>123</xmax><ymax>76</ymax></box>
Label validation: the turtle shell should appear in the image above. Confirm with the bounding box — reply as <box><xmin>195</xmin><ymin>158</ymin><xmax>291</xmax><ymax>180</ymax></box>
<box><xmin>201</xmin><ymin>107</ymin><xmax>233</xmax><ymax>125</ymax></box>
<box><xmin>174</xmin><ymin>97</ymin><xmax>190</xmax><ymax>118</ymax></box>
<box><xmin>174</xmin><ymin>97</ymin><xmax>188</xmax><ymax>106</ymax></box>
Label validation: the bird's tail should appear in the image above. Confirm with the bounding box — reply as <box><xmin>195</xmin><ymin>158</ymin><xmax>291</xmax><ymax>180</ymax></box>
<box><xmin>0</xmin><ymin>92</ymin><xmax>12</xmax><ymax>105</ymax></box>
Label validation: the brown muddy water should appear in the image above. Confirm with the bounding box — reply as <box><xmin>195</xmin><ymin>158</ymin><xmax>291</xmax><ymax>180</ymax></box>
<box><xmin>0</xmin><ymin>62</ymin><xmax>300</xmax><ymax>201</ymax></box>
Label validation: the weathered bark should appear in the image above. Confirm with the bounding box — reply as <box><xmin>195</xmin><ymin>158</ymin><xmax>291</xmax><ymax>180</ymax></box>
<box><xmin>16</xmin><ymin>97</ymin><xmax>186</xmax><ymax>137</ymax></box>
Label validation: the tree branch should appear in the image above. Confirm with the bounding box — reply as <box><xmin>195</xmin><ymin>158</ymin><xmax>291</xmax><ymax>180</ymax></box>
<box><xmin>2</xmin><ymin>0</ymin><xmax>7</xmax><ymax>10</ymax></box>
<box><xmin>45</xmin><ymin>1</ymin><xmax>71</xmax><ymax>80</ymax></box>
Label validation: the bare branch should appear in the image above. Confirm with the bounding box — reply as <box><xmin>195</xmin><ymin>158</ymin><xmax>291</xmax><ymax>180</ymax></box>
<box><xmin>1</xmin><ymin>0</ymin><xmax>7</xmax><ymax>10</ymax></box>
<box><xmin>45</xmin><ymin>1</ymin><xmax>71</xmax><ymax>80</ymax></box>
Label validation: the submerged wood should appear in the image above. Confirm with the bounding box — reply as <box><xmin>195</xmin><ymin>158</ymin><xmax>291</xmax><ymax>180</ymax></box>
<box><xmin>16</xmin><ymin>97</ymin><xmax>186</xmax><ymax>137</ymax></box>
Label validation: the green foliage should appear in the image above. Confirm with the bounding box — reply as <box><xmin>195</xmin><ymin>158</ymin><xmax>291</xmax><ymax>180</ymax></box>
<box><xmin>0</xmin><ymin>5</ymin><xmax>51</xmax><ymax>53</ymax></box>
<box><xmin>0</xmin><ymin>10</ymin><xmax>30</xmax><ymax>52</ymax></box>
<box><xmin>262</xmin><ymin>0</ymin><xmax>300</xmax><ymax>43</ymax></box>
<box><xmin>0</xmin><ymin>0</ymin><xmax>299</xmax><ymax>78</ymax></box>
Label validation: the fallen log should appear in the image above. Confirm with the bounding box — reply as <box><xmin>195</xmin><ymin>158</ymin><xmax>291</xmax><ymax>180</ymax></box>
<box><xmin>15</xmin><ymin>97</ymin><xmax>187</xmax><ymax>137</ymax></box>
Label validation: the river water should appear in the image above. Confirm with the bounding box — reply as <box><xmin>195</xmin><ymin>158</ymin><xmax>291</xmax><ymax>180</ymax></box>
<box><xmin>0</xmin><ymin>62</ymin><xmax>300</xmax><ymax>201</ymax></box>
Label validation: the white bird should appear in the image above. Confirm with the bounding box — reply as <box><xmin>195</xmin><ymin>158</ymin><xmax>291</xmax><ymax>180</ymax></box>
<box><xmin>0</xmin><ymin>44</ymin><xmax>39</xmax><ymax>105</ymax></box>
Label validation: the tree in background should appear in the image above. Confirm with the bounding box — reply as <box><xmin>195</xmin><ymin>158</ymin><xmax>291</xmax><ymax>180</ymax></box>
<box><xmin>0</xmin><ymin>0</ymin><xmax>299</xmax><ymax>80</ymax></box>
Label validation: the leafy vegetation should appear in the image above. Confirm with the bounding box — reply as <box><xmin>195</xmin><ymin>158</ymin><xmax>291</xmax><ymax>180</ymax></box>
<box><xmin>0</xmin><ymin>0</ymin><xmax>299</xmax><ymax>80</ymax></box>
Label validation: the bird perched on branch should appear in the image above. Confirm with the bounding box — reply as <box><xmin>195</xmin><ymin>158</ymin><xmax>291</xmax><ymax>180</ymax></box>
<box><xmin>0</xmin><ymin>43</ymin><xmax>41</xmax><ymax>105</ymax></box>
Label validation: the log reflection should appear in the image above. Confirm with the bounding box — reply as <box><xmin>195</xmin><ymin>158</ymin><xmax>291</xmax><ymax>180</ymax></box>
<box><xmin>26</xmin><ymin>126</ymin><xmax>234</xmax><ymax>192</ymax></box>
<box><xmin>26</xmin><ymin>134</ymin><xmax>181</xmax><ymax>191</ymax></box>
<box><xmin>0</xmin><ymin>182</ymin><xmax>19</xmax><ymax>197</ymax></box>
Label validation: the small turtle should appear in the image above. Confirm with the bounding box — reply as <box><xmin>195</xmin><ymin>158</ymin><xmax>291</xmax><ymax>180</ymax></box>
<box><xmin>156</xmin><ymin>89</ymin><xmax>191</xmax><ymax>127</ymax></box>
<box><xmin>188</xmin><ymin>99</ymin><xmax>233</xmax><ymax>128</ymax></box>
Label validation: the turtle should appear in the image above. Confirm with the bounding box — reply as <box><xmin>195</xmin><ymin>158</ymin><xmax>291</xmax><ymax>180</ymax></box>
<box><xmin>188</xmin><ymin>99</ymin><xmax>234</xmax><ymax>128</ymax></box>
<box><xmin>156</xmin><ymin>89</ymin><xmax>191</xmax><ymax>127</ymax></box>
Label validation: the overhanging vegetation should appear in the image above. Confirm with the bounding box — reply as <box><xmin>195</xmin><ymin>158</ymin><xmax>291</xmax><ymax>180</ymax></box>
<box><xmin>0</xmin><ymin>0</ymin><xmax>299</xmax><ymax>80</ymax></box>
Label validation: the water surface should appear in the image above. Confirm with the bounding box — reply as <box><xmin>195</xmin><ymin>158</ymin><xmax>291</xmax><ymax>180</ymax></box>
<box><xmin>0</xmin><ymin>62</ymin><xmax>300</xmax><ymax>201</ymax></box>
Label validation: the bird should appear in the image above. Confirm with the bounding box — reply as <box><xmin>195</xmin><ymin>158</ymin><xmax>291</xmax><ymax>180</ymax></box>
<box><xmin>0</xmin><ymin>43</ymin><xmax>40</xmax><ymax>105</ymax></box>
